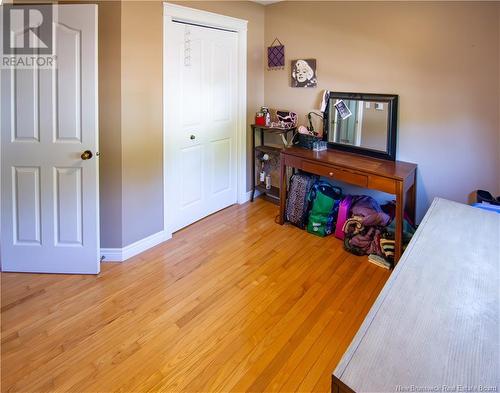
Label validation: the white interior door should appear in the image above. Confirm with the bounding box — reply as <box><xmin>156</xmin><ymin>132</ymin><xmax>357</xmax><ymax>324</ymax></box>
<box><xmin>0</xmin><ymin>4</ymin><xmax>99</xmax><ymax>274</ymax></box>
<box><xmin>165</xmin><ymin>21</ymin><xmax>238</xmax><ymax>233</ymax></box>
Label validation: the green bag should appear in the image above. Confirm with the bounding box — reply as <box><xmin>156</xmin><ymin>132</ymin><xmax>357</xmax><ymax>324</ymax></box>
<box><xmin>306</xmin><ymin>182</ymin><xmax>342</xmax><ymax>237</ymax></box>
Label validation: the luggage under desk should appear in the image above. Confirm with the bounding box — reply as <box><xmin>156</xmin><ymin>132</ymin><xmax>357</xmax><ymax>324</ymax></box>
<box><xmin>278</xmin><ymin>146</ymin><xmax>417</xmax><ymax>263</ymax></box>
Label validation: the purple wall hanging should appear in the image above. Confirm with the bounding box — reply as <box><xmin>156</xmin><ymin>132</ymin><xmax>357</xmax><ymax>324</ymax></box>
<box><xmin>267</xmin><ymin>38</ymin><xmax>285</xmax><ymax>70</ymax></box>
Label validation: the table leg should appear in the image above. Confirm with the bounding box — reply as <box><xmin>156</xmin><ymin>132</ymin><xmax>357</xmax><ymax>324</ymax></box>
<box><xmin>395</xmin><ymin>181</ymin><xmax>404</xmax><ymax>263</ymax></box>
<box><xmin>406</xmin><ymin>173</ymin><xmax>417</xmax><ymax>225</ymax></box>
<box><xmin>250</xmin><ymin>153</ymin><xmax>257</xmax><ymax>202</ymax></box>
<box><xmin>278</xmin><ymin>154</ymin><xmax>286</xmax><ymax>225</ymax></box>
<box><xmin>251</xmin><ymin>127</ymin><xmax>256</xmax><ymax>202</ymax></box>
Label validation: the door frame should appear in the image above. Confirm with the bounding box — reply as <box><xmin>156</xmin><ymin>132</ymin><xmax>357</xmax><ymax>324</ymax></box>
<box><xmin>162</xmin><ymin>3</ymin><xmax>248</xmax><ymax>238</ymax></box>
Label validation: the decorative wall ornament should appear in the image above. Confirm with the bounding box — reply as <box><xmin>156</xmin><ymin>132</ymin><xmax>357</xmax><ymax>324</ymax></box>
<box><xmin>184</xmin><ymin>26</ymin><xmax>191</xmax><ymax>67</ymax></box>
<box><xmin>291</xmin><ymin>59</ymin><xmax>317</xmax><ymax>88</ymax></box>
<box><xmin>267</xmin><ymin>38</ymin><xmax>285</xmax><ymax>70</ymax></box>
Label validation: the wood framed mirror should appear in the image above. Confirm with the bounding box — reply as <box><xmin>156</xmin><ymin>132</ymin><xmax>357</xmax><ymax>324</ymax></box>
<box><xmin>324</xmin><ymin>92</ymin><xmax>398</xmax><ymax>161</ymax></box>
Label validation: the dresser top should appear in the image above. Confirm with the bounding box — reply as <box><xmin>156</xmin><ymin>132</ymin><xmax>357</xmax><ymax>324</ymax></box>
<box><xmin>282</xmin><ymin>146</ymin><xmax>416</xmax><ymax>181</ymax></box>
<box><xmin>333</xmin><ymin>198</ymin><xmax>500</xmax><ymax>392</ymax></box>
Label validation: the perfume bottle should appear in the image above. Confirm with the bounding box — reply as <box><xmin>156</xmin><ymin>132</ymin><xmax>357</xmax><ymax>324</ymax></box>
<box><xmin>265</xmin><ymin>174</ymin><xmax>272</xmax><ymax>190</ymax></box>
<box><xmin>261</xmin><ymin>107</ymin><xmax>271</xmax><ymax>126</ymax></box>
<box><xmin>259</xmin><ymin>154</ymin><xmax>269</xmax><ymax>183</ymax></box>
<box><xmin>259</xmin><ymin>161</ymin><xmax>266</xmax><ymax>182</ymax></box>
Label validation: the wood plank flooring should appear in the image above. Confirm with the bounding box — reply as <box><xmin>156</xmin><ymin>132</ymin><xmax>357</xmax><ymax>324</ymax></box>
<box><xmin>1</xmin><ymin>198</ymin><xmax>390</xmax><ymax>393</ymax></box>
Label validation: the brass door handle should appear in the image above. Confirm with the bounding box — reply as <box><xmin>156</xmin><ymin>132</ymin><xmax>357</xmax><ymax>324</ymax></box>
<box><xmin>81</xmin><ymin>150</ymin><xmax>93</xmax><ymax>160</ymax></box>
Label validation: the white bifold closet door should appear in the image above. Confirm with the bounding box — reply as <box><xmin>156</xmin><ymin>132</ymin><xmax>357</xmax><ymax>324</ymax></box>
<box><xmin>0</xmin><ymin>5</ymin><xmax>99</xmax><ymax>274</ymax></box>
<box><xmin>165</xmin><ymin>21</ymin><xmax>238</xmax><ymax>233</ymax></box>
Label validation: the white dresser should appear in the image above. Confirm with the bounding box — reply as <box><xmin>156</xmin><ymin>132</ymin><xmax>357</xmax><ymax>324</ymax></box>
<box><xmin>333</xmin><ymin>198</ymin><xmax>500</xmax><ymax>393</ymax></box>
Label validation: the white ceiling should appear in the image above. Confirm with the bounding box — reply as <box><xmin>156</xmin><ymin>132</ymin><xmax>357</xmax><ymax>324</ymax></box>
<box><xmin>251</xmin><ymin>1</ymin><xmax>284</xmax><ymax>5</ymax></box>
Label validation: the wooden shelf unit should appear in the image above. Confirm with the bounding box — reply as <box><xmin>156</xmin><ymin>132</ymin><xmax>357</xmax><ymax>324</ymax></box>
<box><xmin>254</xmin><ymin>145</ymin><xmax>282</xmax><ymax>154</ymax></box>
<box><xmin>255</xmin><ymin>184</ymin><xmax>280</xmax><ymax>201</ymax></box>
<box><xmin>251</xmin><ymin>124</ymin><xmax>296</xmax><ymax>204</ymax></box>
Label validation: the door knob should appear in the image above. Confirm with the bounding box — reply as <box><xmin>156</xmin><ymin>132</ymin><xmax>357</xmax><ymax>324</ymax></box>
<box><xmin>190</xmin><ymin>135</ymin><xmax>196</xmax><ymax>140</ymax></box>
<box><xmin>81</xmin><ymin>150</ymin><xmax>93</xmax><ymax>160</ymax></box>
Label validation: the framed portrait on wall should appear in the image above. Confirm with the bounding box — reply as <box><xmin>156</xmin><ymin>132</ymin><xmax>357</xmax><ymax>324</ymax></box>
<box><xmin>291</xmin><ymin>59</ymin><xmax>317</xmax><ymax>88</ymax></box>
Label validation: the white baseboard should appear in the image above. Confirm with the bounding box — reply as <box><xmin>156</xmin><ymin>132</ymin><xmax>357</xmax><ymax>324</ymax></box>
<box><xmin>100</xmin><ymin>247</ymin><xmax>123</xmax><ymax>262</ymax></box>
<box><xmin>240</xmin><ymin>189</ymin><xmax>260</xmax><ymax>204</ymax></box>
<box><xmin>100</xmin><ymin>230</ymin><xmax>171</xmax><ymax>262</ymax></box>
<box><xmin>103</xmin><ymin>191</ymin><xmax>258</xmax><ymax>262</ymax></box>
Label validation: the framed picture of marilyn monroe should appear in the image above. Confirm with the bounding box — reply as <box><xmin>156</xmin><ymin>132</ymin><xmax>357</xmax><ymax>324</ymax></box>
<box><xmin>291</xmin><ymin>59</ymin><xmax>317</xmax><ymax>88</ymax></box>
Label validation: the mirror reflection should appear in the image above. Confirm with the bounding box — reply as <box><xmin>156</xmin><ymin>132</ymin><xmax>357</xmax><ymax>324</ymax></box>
<box><xmin>328</xmin><ymin>99</ymin><xmax>389</xmax><ymax>152</ymax></box>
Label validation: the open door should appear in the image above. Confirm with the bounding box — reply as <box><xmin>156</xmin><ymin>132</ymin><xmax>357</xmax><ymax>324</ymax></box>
<box><xmin>0</xmin><ymin>4</ymin><xmax>99</xmax><ymax>274</ymax></box>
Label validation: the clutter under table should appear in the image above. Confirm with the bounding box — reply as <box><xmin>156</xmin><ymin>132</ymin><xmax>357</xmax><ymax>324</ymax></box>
<box><xmin>278</xmin><ymin>146</ymin><xmax>417</xmax><ymax>264</ymax></box>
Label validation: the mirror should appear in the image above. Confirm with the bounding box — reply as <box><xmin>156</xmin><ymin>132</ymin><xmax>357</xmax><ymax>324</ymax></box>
<box><xmin>324</xmin><ymin>92</ymin><xmax>398</xmax><ymax>161</ymax></box>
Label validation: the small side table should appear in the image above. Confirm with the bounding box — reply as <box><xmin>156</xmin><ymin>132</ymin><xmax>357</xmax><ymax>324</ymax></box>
<box><xmin>251</xmin><ymin>125</ymin><xmax>296</xmax><ymax>204</ymax></box>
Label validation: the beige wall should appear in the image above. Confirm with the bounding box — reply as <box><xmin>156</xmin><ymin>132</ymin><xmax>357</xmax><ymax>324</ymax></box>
<box><xmin>99</xmin><ymin>1</ymin><xmax>122</xmax><ymax>248</ymax></box>
<box><xmin>120</xmin><ymin>1</ymin><xmax>164</xmax><ymax>246</ymax></box>
<box><xmin>265</xmin><ymin>1</ymin><xmax>500</xmax><ymax>221</ymax></box>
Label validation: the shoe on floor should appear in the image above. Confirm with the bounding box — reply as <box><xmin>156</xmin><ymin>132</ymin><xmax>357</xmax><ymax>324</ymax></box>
<box><xmin>476</xmin><ymin>190</ymin><xmax>500</xmax><ymax>205</ymax></box>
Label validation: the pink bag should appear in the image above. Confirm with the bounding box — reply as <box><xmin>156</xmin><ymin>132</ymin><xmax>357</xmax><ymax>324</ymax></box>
<box><xmin>335</xmin><ymin>195</ymin><xmax>353</xmax><ymax>240</ymax></box>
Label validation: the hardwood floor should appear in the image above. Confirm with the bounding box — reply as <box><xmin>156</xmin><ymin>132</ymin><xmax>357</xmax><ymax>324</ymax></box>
<box><xmin>1</xmin><ymin>198</ymin><xmax>390</xmax><ymax>393</ymax></box>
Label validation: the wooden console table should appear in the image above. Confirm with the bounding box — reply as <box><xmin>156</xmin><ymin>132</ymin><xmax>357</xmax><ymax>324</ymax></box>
<box><xmin>278</xmin><ymin>147</ymin><xmax>417</xmax><ymax>263</ymax></box>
